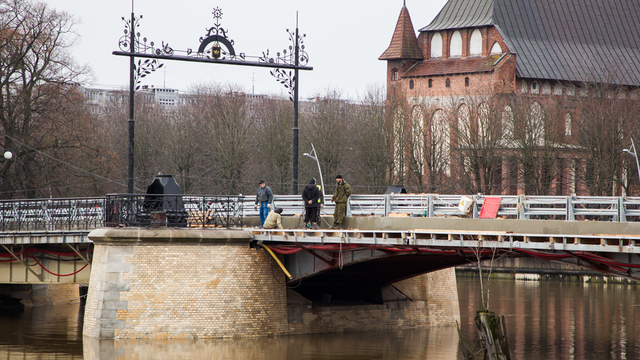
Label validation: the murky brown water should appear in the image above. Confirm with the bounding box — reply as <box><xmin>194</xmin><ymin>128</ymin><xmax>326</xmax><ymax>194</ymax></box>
<box><xmin>1</xmin><ymin>276</ymin><xmax>639</xmax><ymax>359</ymax></box>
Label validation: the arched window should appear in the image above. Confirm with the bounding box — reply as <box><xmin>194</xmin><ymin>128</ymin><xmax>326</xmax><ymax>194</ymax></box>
<box><xmin>431</xmin><ymin>32</ymin><xmax>443</xmax><ymax>58</ymax></box>
<box><xmin>450</xmin><ymin>31</ymin><xmax>462</xmax><ymax>57</ymax></box>
<box><xmin>553</xmin><ymin>82</ymin><xmax>563</xmax><ymax>96</ymax></box>
<box><xmin>409</xmin><ymin>80</ymin><xmax>414</xmax><ymax>89</ymax></box>
<box><xmin>529</xmin><ymin>102</ymin><xmax>545</xmax><ymax>146</ymax></box>
<box><xmin>490</xmin><ymin>42</ymin><xmax>502</xmax><ymax>54</ymax></box>
<box><xmin>411</xmin><ymin>106</ymin><xmax>425</xmax><ymax>173</ymax></box>
<box><xmin>432</xmin><ymin>109</ymin><xmax>450</xmax><ymax>176</ymax></box>
<box><xmin>502</xmin><ymin>106</ymin><xmax>514</xmax><ymax>141</ymax></box>
<box><xmin>531</xmin><ymin>81</ymin><xmax>539</xmax><ymax>94</ymax></box>
<box><xmin>393</xmin><ymin>109</ymin><xmax>405</xmax><ymax>177</ymax></box>
<box><xmin>458</xmin><ymin>104</ymin><xmax>471</xmax><ymax>143</ymax></box>
<box><xmin>478</xmin><ymin>103</ymin><xmax>490</xmax><ymax>142</ymax></box>
<box><xmin>393</xmin><ymin>69</ymin><xmax>398</xmax><ymax>81</ymax></box>
<box><xmin>470</xmin><ymin>29</ymin><xmax>482</xmax><ymax>56</ymax></box>
<box><xmin>465</xmin><ymin>77</ymin><xmax>470</xmax><ymax>87</ymax></box>
<box><xmin>428</xmin><ymin>79</ymin><xmax>433</xmax><ymax>88</ymax></box>
<box><xmin>565</xmin><ymin>114</ymin><xmax>572</xmax><ymax>136</ymax></box>
<box><xmin>445</xmin><ymin>78</ymin><xmax>451</xmax><ymax>88</ymax></box>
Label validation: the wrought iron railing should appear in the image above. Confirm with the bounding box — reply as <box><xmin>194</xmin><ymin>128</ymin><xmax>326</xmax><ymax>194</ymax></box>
<box><xmin>0</xmin><ymin>197</ymin><xmax>105</xmax><ymax>231</ymax></box>
<box><xmin>0</xmin><ymin>194</ymin><xmax>244</xmax><ymax>232</ymax></box>
<box><xmin>105</xmin><ymin>194</ymin><xmax>244</xmax><ymax>228</ymax></box>
<box><xmin>0</xmin><ymin>193</ymin><xmax>639</xmax><ymax>233</ymax></box>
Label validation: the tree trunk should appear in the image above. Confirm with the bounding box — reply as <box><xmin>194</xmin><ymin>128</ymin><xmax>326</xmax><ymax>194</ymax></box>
<box><xmin>474</xmin><ymin>311</ymin><xmax>512</xmax><ymax>360</ymax></box>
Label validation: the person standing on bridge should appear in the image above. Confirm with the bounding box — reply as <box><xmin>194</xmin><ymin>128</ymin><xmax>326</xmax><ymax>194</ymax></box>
<box><xmin>302</xmin><ymin>178</ymin><xmax>321</xmax><ymax>229</ymax></box>
<box><xmin>254</xmin><ymin>180</ymin><xmax>273</xmax><ymax>227</ymax></box>
<box><xmin>331</xmin><ymin>175</ymin><xmax>351</xmax><ymax>229</ymax></box>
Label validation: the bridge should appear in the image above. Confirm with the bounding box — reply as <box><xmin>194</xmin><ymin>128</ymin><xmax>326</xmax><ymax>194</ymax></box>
<box><xmin>1</xmin><ymin>193</ymin><xmax>640</xmax><ymax>288</ymax></box>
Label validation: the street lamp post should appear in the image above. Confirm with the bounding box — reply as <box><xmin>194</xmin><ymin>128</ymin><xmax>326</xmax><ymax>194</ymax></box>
<box><xmin>303</xmin><ymin>143</ymin><xmax>324</xmax><ymax>198</ymax></box>
<box><xmin>623</xmin><ymin>138</ymin><xmax>640</xmax><ymax>188</ymax></box>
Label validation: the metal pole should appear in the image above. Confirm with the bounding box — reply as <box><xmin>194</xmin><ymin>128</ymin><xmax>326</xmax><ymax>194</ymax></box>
<box><xmin>631</xmin><ymin>138</ymin><xmax>640</xmax><ymax>187</ymax></box>
<box><xmin>311</xmin><ymin>144</ymin><xmax>324</xmax><ymax>198</ymax></box>
<box><xmin>292</xmin><ymin>18</ymin><xmax>299</xmax><ymax>195</ymax></box>
<box><xmin>127</xmin><ymin>11</ymin><xmax>135</xmax><ymax>194</ymax></box>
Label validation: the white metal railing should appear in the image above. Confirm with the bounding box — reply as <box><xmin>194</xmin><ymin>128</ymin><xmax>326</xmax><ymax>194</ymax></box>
<box><xmin>242</xmin><ymin>194</ymin><xmax>640</xmax><ymax>222</ymax></box>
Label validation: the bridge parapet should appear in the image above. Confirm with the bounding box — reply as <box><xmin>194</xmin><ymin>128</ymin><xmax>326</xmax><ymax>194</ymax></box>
<box><xmin>242</xmin><ymin>194</ymin><xmax>640</xmax><ymax>222</ymax></box>
<box><xmin>0</xmin><ymin>194</ymin><xmax>638</xmax><ymax>240</ymax></box>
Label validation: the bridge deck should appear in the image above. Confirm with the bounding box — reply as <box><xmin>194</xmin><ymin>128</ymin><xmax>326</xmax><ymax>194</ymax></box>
<box><xmin>252</xmin><ymin>228</ymin><xmax>640</xmax><ymax>254</ymax></box>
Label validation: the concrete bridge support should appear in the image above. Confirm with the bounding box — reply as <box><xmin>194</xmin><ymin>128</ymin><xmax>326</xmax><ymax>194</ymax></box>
<box><xmin>84</xmin><ymin>228</ymin><xmax>459</xmax><ymax>339</ymax></box>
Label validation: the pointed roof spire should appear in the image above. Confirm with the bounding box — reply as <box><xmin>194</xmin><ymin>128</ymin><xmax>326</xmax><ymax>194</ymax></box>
<box><xmin>379</xmin><ymin>4</ymin><xmax>424</xmax><ymax>61</ymax></box>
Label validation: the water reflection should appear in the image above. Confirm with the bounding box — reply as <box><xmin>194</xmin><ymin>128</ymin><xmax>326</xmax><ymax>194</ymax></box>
<box><xmin>83</xmin><ymin>327</ymin><xmax>459</xmax><ymax>360</ymax></box>
<box><xmin>457</xmin><ymin>276</ymin><xmax>640</xmax><ymax>360</ymax></box>
<box><xmin>2</xmin><ymin>277</ymin><xmax>640</xmax><ymax>359</ymax></box>
<box><xmin>0</xmin><ymin>303</ymin><xmax>83</xmax><ymax>359</ymax></box>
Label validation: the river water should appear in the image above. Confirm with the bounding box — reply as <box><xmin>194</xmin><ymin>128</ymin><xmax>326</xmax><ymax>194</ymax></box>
<box><xmin>1</xmin><ymin>275</ymin><xmax>639</xmax><ymax>359</ymax></box>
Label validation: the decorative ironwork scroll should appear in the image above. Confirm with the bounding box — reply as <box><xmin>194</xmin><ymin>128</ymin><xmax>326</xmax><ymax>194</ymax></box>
<box><xmin>114</xmin><ymin>7</ymin><xmax>311</xmax><ymax>71</ymax></box>
<box><xmin>261</xmin><ymin>29</ymin><xmax>309</xmax><ymax>101</ymax></box>
<box><xmin>118</xmin><ymin>15</ymin><xmax>165</xmax><ymax>90</ymax></box>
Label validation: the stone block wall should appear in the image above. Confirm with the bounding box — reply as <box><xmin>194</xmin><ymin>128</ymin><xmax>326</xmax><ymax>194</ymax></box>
<box><xmin>31</xmin><ymin>283</ymin><xmax>81</xmax><ymax>305</ymax></box>
<box><xmin>392</xmin><ymin>268</ymin><xmax>460</xmax><ymax>327</ymax></box>
<box><xmin>84</xmin><ymin>228</ymin><xmax>460</xmax><ymax>339</ymax></box>
<box><xmin>84</xmin><ymin>228</ymin><xmax>288</xmax><ymax>339</ymax></box>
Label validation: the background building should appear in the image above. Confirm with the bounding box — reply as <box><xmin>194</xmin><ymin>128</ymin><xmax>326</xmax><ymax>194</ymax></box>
<box><xmin>380</xmin><ymin>0</ymin><xmax>640</xmax><ymax>196</ymax></box>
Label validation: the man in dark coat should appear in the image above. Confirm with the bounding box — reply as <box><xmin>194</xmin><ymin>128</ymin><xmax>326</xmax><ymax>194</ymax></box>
<box><xmin>302</xmin><ymin>178</ymin><xmax>321</xmax><ymax>229</ymax></box>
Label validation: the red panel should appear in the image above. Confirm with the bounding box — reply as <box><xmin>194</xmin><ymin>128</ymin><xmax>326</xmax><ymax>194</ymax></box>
<box><xmin>479</xmin><ymin>197</ymin><xmax>501</xmax><ymax>219</ymax></box>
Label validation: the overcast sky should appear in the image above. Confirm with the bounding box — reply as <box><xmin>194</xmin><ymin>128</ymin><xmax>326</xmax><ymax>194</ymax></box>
<box><xmin>45</xmin><ymin>0</ymin><xmax>448</xmax><ymax>100</ymax></box>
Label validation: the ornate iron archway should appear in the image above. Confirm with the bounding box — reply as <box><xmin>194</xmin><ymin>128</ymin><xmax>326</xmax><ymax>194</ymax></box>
<box><xmin>113</xmin><ymin>7</ymin><xmax>312</xmax><ymax>194</ymax></box>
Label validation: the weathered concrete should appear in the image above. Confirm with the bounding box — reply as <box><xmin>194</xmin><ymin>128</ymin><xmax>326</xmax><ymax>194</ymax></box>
<box><xmin>342</xmin><ymin>216</ymin><xmax>640</xmax><ymax>235</ymax></box>
<box><xmin>248</xmin><ymin>214</ymin><xmax>640</xmax><ymax>235</ymax></box>
<box><xmin>84</xmin><ymin>227</ymin><xmax>460</xmax><ymax>339</ymax></box>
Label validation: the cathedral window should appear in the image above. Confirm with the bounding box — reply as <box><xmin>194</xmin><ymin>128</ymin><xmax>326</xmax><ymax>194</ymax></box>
<box><xmin>470</xmin><ymin>29</ymin><xmax>482</xmax><ymax>56</ymax></box>
<box><xmin>431</xmin><ymin>32</ymin><xmax>443</xmax><ymax>58</ymax></box>
<box><xmin>450</xmin><ymin>31</ymin><xmax>462</xmax><ymax>57</ymax></box>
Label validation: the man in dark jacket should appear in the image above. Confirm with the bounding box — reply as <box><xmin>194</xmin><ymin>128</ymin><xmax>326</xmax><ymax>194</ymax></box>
<box><xmin>330</xmin><ymin>174</ymin><xmax>351</xmax><ymax>229</ymax></box>
<box><xmin>302</xmin><ymin>178</ymin><xmax>321</xmax><ymax>229</ymax></box>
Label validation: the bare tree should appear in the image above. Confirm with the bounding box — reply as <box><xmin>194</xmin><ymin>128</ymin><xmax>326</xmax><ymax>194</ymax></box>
<box><xmin>191</xmin><ymin>84</ymin><xmax>254</xmax><ymax>195</ymax></box>
<box><xmin>253</xmin><ymin>96</ymin><xmax>292</xmax><ymax>195</ymax></box>
<box><xmin>577</xmin><ymin>83</ymin><xmax>640</xmax><ymax>196</ymax></box>
<box><xmin>0</xmin><ymin>0</ymin><xmax>91</xmax><ymax>198</ymax></box>
<box><xmin>505</xmin><ymin>95</ymin><xmax>567</xmax><ymax>195</ymax></box>
<box><xmin>449</xmin><ymin>88</ymin><xmax>506</xmax><ymax>195</ymax></box>
<box><xmin>385</xmin><ymin>87</ymin><xmax>410</xmax><ymax>188</ymax></box>
<box><xmin>300</xmin><ymin>88</ymin><xmax>353</xmax><ymax>192</ymax></box>
<box><xmin>349</xmin><ymin>85</ymin><xmax>394</xmax><ymax>194</ymax></box>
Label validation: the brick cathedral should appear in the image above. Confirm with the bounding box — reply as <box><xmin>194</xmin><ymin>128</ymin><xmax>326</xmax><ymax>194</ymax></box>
<box><xmin>380</xmin><ymin>0</ymin><xmax>640</xmax><ymax>196</ymax></box>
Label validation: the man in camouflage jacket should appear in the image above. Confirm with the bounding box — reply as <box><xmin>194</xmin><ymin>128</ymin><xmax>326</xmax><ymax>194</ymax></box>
<box><xmin>330</xmin><ymin>174</ymin><xmax>351</xmax><ymax>229</ymax></box>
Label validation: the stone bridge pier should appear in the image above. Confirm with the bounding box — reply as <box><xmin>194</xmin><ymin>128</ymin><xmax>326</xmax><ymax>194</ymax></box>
<box><xmin>84</xmin><ymin>228</ymin><xmax>459</xmax><ymax>339</ymax></box>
